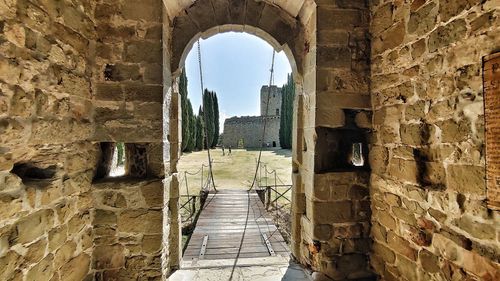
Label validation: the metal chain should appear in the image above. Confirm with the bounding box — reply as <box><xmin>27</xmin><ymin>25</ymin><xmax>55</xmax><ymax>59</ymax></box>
<box><xmin>250</xmin><ymin>49</ymin><xmax>276</xmax><ymax>190</ymax></box>
<box><xmin>197</xmin><ymin>39</ymin><xmax>217</xmax><ymax>192</ymax></box>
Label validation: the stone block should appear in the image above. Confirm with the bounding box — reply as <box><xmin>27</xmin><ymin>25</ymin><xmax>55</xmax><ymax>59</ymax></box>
<box><xmin>123</xmin><ymin>83</ymin><xmax>163</xmax><ymax>103</ymax></box>
<box><xmin>143</xmin><ymin>64</ymin><xmax>162</xmax><ymax>84</ymax></box>
<box><xmin>187</xmin><ymin>0</ymin><xmax>218</xmax><ymax>32</ymax></box>
<box><xmin>385</xmin><ymin>193</ymin><xmax>401</xmax><ymax>207</ymax></box>
<box><xmin>407</xmin><ymin>2</ymin><xmax>437</xmax><ymax>35</ymax></box>
<box><xmin>313</xmin><ymin>224</ymin><xmax>332</xmax><ymax>241</ymax></box>
<box><xmin>105</xmin><ymin>64</ymin><xmax>141</xmax><ymax>82</ymax></box>
<box><xmin>373</xmin><ymin>21</ymin><xmax>405</xmax><ymax>55</ymax></box>
<box><xmin>387</xmin><ymin>232</ymin><xmax>417</xmax><ymax>261</ymax></box>
<box><xmin>315</xmin><ymin>107</ymin><xmax>345</xmax><ymax>128</ymax></box>
<box><xmin>53</xmin><ymin>241</ymin><xmax>76</xmax><ymax>270</ymax></box>
<box><xmin>15</xmin><ymin>209</ymin><xmax>54</xmax><ymax>244</ymax></box>
<box><xmin>446</xmin><ymin>164</ymin><xmax>485</xmax><ymax>196</ymax></box>
<box><xmin>372</xmin><ymin>3</ymin><xmax>394</xmax><ymax>35</ymax></box>
<box><xmin>143</xmin><ymin>234</ymin><xmax>161</xmax><ymax>254</ymax></box>
<box><xmin>94</xmin><ymin>209</ymin><xmax>117</xmax><ymax>225</ymax></box>
<box><xmin>318</xmin><ymin>30</ymin><xmax>349</xmax><ymax>46</ymax></box>
<box><xmin>317</xmin><ymin>46</ymin><xmax>351</xmax><ymax>68</ymax></box>
<box><xmin>93</xmin><ymin>244</ymin><xmax>125</xmax><ymax>269</ymax></box>
<box><xmin>388</xmin><ymin>159</ymin><xmax>418</xmax><ymax>184</ymax></box>
<box><xmin>312</xmin><ymin>201</ymin><xmax>352</xmax><ymax>224</ymax></box>
<box><xmin>438</xmin><ymin>118</ymin><xmax>471</xmax><ymax>143</ymax></box>
<box><xmin>318</xmin><ymin>7</ymin><xmax>366</xmax><ymax>30</ymax></box>
<box><xmin>452</xmin><ymin>216</ymin><xmax>496</xmax><ymax>240</ymax></box>
<box><xmin>439</xmin><ymin>0</ymin><xmax>480</xmax><ymax>22</ymax></box>
<box><xmin>140</xmin><ymin>181</ymin><xmax>163</xmax><ymax>208</ymax></box>
<box><xmin>428</xmin><ymin>19</ymin><xmax>467</xmax><ymax>52</ymax></box>
<box><xmin>24</xmin><ymin>237</ymin><xmax>47</xmax><ymax>264</ymax></box>
<box><xmin>470</xmin><ymin>11</ymin><xmax>496</xmax><ymax>32</ymax></box>
<box><xmin>122</xmin><ymin>0</ymin><xmax>161</xmax><ymax>22</ymax></box>
<box><xmin>371</xmin><ymin>222</ymin><xmax>387</xmax><ymax>242</ymax></box>
<box><xmin>373</xmin><ymin>241</ymin><xmax>396</xmax><ymax>263</ymax></box>
<box><xmin>60</xmin><ymin>254</ymin><xmax>91</xmax><ymax>281</ymax></box>
<box><xmin>117</xmin><ymin>209</ymin><xmax>162</xmax><ymax>233</ymax></box>
<box><xmin>418</xmin><ymin>249</ymin><xmax>440</xmax><ymax>273</ymax></box>
<box><xmin>97</xmin><ymin>24</ymin><xmax>136</xmax><ymax>41</ymax></box>
<box><xmin>211</xmin><ymin>0</ymin><xmax>231</xmax><ymax>25</ymax></box>
<box><xmin>374</xmin><ymin>209</ymin><xmax>397</xmax><ymax>230</ymax></box>
<box><xmin>25</xmin><ymin>254</ymin><xmax>54</xmax><ymax>280</ymax></box>
<box><xmin>392</xmin><ymin>206</ymin><xmax>417</xmax><ymax>225</ymax></box>
<box><xmin>243</xmin><ymin>0</ymin><xmax>265</xmax><ymax>27</ymax></box>
<box><xmin>0</xmin><ymin>250</ymin><xmax>22</xmax><ymax>280</ymax></box>
<box><xmin>124</xmin><ymin>41</ymin><xmax>162</xmax><ymax>63</ymax></box>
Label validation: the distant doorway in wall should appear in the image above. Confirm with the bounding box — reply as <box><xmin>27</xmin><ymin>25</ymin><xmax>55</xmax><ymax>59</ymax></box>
<box><xmin>273</xmin><ymin>141</ymin><xmax>277</xmax><ymax>147</ymax></box>
<box><xmin>238</xmin><ymin>138</ymin><xmax>245</xmax><ymax>148</ymax></box>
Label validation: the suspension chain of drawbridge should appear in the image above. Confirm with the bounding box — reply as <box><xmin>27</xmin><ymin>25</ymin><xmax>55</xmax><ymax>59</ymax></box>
<box><xmin>249</xmin><ymin>50</ymin><xmax>276</xmax><ymax>191</ymax></box>
<box><xmin>196</xmin><ymin>39</ymin><xmax>217</xmax><ymax>192</ymax></box>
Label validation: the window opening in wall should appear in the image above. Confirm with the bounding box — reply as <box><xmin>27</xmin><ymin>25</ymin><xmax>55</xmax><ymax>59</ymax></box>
<box><xmin>11</xmin><ymin>163</ymin><xmax>57</xmax><ymax>183</ymax></box>
<box><xmin>351</xmin><ymin>143</ymin><xmax>364</xmax><ymax>167</ymax></box>
<box><xmin>276</xmin><ymin>108</ymin><xmax>279</xmax><ymax>115</ymax></box>
<box><xmin>109</xmin><ymin>142</ymin><xmax>126</xmax><ymax>177</ymax></box>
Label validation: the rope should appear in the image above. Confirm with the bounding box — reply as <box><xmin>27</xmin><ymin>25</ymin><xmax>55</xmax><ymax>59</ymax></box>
<box><xmin>197</xmin><ymin>39</ymin><xmax>217</xmax><ymax>192</ymax></box>
<box><xmin>249</xmin><ymin>50</ymin><xmax>276</xmax><ymax>190</ymax></box>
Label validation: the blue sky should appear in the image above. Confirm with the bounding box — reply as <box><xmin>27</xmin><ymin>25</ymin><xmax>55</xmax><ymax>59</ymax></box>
<box><xmin>184</xmin><ymin>32</ymin><xmax>292</xmax><ymax>128</ymax></box>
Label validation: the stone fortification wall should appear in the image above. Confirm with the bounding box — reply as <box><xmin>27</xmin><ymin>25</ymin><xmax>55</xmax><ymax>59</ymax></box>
<box><xmin>370</xmin><ymin>0</ymin><xmax>500</xmax><ymax>280</ymax></box>
<box><xmin>261</xmin><ymin>85</ymin><xmax>282</xmax><ymax>116</ymax></box>
<box><xmin>0</xmin><ymin>1</ymin><xmax>98</xmax><ymax>280</ymax></box>
<box><xmin>222</xmin><ymin>116</ymin><xmax>281</xmax><ymax>148</ymax></box>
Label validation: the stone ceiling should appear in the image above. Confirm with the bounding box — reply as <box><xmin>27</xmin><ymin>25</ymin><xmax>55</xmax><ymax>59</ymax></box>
<box><xmin>163</xmin><ymin>0</ymin><xmax>314</xmax><ymax>24</ymax></box>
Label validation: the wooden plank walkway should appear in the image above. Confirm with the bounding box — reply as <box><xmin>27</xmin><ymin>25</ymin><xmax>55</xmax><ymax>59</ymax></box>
<box><xmin>183</xmin><ymin>189</ymin><xmax>289</xmax><ymax>261</ymax></box>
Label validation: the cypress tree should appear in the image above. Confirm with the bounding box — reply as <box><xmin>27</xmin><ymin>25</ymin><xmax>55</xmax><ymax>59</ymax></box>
<box><xmin>179</xmin><ymin>70</ymin><xmax>190</xmax><ymax>151</ymax></box>
<box><xmin>279</xmin><ymin>74</ymin><xmax>295</xmax><ymax>149</ymax></box>
<box><xmin>203</xmin><ymin>89</ymin><xmax>215</xmax><ymax>148</ymax></box>
<box><xmin>213</xmin><ymin>93</ymin><xmax>219</xmax><ymax>147</ymax></box>
<box><xmin>196</xmin><ymin>107</ymin><xmax>205</xmax><ymax>151</ymax></box>
<box><xmin>186</xmin><ymin>99</ymin><xmax>196</xmax><ymax>151</ymax></box>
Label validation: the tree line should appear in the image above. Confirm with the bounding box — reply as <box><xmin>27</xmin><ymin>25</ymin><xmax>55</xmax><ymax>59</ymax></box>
<box><xmin>279</xmin><ymin>74</ymin><xmax>294</xmax><ymax>149</ymax></box>
<box><xmin>180</xmin><ymin>70</ymin><xmax>220</xmax><ymax>152</ymax></box>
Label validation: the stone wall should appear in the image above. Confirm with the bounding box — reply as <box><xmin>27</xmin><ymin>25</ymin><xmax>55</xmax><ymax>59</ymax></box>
<box><xmin>222</xmin><ymin>116</ymin><xmax>281</xmax><ymax>148</ymax></box>
<box><xmin>90</xmin><ymin>0</ymin><xmax>165</xmax><ymax>279</ymax></box>
<box><xmin>261</xmin><ymin>85</ymin><xmax>282</xmax><ymax>116</ymax></box>
<box><xmin>92</xmin><ymin>179</ymin><xmax>163</xmax><ymax>280</ymax></box>
<box><xmin>370</xmin><ymin>0</ymin><xmax>500</xmax><ymax>280</ymax></box>
<box><xmin>92</xmin><ymin>0</ymin><xmax>163</xmax><ymax>143</ymax></box>
<box><xmin>0</xmin><ymin>0</ymin><xmax>97</xmax><ymax>280</ymax></box>
<box><xmin>298</xmin><ymin>1</ymin><xmax>374</xmax><ymax>280</ymax></box>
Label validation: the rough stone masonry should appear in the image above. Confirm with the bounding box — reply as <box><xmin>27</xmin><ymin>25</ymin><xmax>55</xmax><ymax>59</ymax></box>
<box><xmin>223</xmin><ymin>85</ymin><xmax>282</xmax><ymax>148</ymax></box>
<box><xmin>0</xmin><ymin>0</ymin><xmax>498</xmax><ymax>281</ymax></box>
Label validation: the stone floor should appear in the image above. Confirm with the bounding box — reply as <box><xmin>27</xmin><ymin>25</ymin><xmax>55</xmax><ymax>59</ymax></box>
<box><xmin>169</xmin><ymin>256</ymin><xmax>311</xmax><ymax>281</ymax></box>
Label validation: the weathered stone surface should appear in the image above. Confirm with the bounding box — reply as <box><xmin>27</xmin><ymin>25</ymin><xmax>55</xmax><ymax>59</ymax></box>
<box><xmin>118</xmin><ymin>209</ymin><xmax>162</xmax><ymax>233</ymax></box>
<box><xmin>122</xmin><ymin>0</ymin><xmax>162</xmax><ymax>22</ymax></box>
<box><xmin>26</xmin><ymin>254</ymin><xmax>54</xmax><ymax>281</ymax></box>
<box><xmin>446</xmin><ymin>165</ymin><xmax>485</xmax><ymax>196</ymax></box>
<box><xmin>408</xmin><ymin>2</ymin><xmax>437</xmax><ymax>35</ymax></box>
<box><xmin>93</xmin><ymin>245</ymin><xmax>125</xmax><ymax>269</ymax></box>
<box><xmin>373</xmin><ymin>21</ymin><xmax>406</xmax><ymax>54</ymax></box>
<box><xmin>60</xmin><ymin>254</ymin><xmax>91</xmax><ymax>281</ymax></box>
<box><xmin>15</xmin><ymin>209</ymin><xmax>54</xmax><ymax>244</ymax></box>
<box><xmin>428</xmin><ymin>19</ymin><xmax>467</xmax><ymax>52</ymax></box>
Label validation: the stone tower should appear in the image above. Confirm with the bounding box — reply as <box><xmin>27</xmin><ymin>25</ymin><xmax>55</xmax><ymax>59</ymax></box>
<box><xmin>260</xmin><ymin>85</ymin><xmax>282</xmax><ymax>116</ymax></box>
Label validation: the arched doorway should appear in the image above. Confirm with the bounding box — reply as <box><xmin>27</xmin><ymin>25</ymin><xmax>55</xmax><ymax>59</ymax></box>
<box><xmin>162</xmin><ymin>0</ymin><xmax>317</xmax><ymax>274</ymax></box>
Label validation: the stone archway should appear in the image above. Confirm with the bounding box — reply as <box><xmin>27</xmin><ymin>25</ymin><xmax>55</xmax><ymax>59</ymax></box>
<box><xmin>161</xmin><ymin>0</ymin><xmax>317</xmax><ymax>274</ymax></box>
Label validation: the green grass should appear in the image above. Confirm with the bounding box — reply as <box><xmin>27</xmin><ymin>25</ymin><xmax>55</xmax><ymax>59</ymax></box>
<box><xmin>178</xmin><ymin>148</ymin><xmax>292</xmax><ymax>195</ymax></box>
